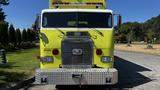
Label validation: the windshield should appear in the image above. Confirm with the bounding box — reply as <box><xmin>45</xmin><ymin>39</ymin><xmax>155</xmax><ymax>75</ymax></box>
<box><xmin>42</xmin><ymin>12</ymin><xmax>112</xmax><ymax>28</ymax></box>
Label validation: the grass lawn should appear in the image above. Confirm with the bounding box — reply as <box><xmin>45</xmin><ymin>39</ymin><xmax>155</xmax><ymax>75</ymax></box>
<box><xmin>0</xmin><ymin>48</ymin><xmax>39</xmax><ymax>87</ymax></box>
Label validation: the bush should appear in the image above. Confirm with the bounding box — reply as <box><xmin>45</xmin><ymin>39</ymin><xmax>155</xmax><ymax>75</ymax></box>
<box><xmin>6</xmin><ymin>43</ymin><xmax>15</xmax><ymax>52</ymax></box>
<box><xmin>20</xmin><ymin>42</ymin><xmax>36</xmax><ymax>49</ymax></box>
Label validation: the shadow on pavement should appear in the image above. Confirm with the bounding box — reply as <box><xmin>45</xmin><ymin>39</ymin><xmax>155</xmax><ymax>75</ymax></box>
<box><xmin>114</xmin><ymin>56</ymin><xmax>152</xmax><ymax>88</ymax></box>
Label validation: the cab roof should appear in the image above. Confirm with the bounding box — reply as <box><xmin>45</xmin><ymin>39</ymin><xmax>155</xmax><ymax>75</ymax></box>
<box><xmin>42</xmin><ymin>9</ymin><xmax>112</xmax><ymax>14</ymax></box>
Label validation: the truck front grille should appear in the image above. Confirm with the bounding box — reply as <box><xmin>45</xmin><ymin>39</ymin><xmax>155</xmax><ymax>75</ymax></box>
<box><xmin>61</xmin><ymin>37</ymin><xmax>93</xmax><ymax>68</ymax></box>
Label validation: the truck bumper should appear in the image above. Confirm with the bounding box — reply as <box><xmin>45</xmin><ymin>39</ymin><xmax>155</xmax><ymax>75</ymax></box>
<box><xmin>35</xmin><ymin>68</ymin><xmax>118</xmax><ymax>85</ymax></box>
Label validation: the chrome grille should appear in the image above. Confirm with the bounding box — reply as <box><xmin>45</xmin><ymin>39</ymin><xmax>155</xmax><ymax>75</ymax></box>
<box><xmin>61</xmin><ymin>37</ymin><xmax>93</xmax><ymax>68</ymax></box>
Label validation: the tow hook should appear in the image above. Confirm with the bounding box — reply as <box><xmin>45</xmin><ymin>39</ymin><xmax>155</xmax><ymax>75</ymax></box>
<box><xmin>72</xmin><ymin>74</ymin><xmax>83</xmax><ymax>87</ymax></box>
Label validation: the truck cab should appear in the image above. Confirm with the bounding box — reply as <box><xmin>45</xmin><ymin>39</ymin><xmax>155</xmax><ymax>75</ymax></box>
<box><xmin>35</xmin><ymin>0</ymin><xmax>120</xmax><ymax>85</ymax></box>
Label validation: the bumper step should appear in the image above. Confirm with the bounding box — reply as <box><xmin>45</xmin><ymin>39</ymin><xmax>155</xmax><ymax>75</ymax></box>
<box><xmin>35</xmin><ymin>68</ymin><xmax>118</xmax><ymax>85</ymax></box>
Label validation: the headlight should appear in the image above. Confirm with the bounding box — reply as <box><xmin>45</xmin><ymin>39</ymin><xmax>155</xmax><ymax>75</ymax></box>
<box><xmin>41</xmin><ymin>56</ymin><xmax>53</xmax><ymax>63</ymax></box>
<box><xmin>101</xmin><ymin>56</ymin><xmax>113</xmax><ymax>63</ymax></box>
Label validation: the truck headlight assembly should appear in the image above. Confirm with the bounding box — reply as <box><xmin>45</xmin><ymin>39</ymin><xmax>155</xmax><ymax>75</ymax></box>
<box><xmin>41</xmin><ymin>56</ymin><xmax>53</xmax><ymax>63</ymax></box>
<box><xmin>101</xmin><ymin>56</ymin><xmax>113</xmax><ymax>63</ymax></box>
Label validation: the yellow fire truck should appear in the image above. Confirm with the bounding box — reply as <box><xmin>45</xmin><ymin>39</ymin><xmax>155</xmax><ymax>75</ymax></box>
<box><xmin>35</xmin><ymin>0</ymin><xmax>121</xmax><ymax>85</ymax></box>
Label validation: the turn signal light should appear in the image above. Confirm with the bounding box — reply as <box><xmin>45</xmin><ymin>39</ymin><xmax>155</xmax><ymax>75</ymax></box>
<box><xmin>96</xmin><ymin>49</ymin><xmax>102</xmax><ymax>55</ymax></box>
<box><xmin>52</xmin><ymin>48</ymin><xmax>59</xmax><ymax>55</ymax></box>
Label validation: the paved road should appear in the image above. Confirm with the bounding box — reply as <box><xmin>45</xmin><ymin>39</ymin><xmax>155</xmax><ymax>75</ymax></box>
<box><xmin>114</xmin><ymin>51</ymin><xmax>160</xmax><ymax>90</ymax></box>
<box><xmin>20</xmin><ymin>51</ymin><xmax>160</xmax><ymax>90</ymax></box>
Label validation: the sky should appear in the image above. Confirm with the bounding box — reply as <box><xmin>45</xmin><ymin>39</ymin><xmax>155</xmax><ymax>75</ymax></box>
<box><xmin>2</xmin><ymin>0</ymin><xmax>160</xmax><ymax>29</ymax></box>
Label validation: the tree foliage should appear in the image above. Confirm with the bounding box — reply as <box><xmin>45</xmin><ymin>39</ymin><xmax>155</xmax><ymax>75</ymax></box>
<box><xmin>8</xmin><ymin>24</ymin><xmax>16</xmax><ymax>44</ymax></box>
<box><xmin>115</xmin><ymin>15</ymin><xmax>160</xmax><ymax>43</ymax></box>
<box><xmin>0</xmin><ymin>0</ymin><xmax>9</xmax><ymax>21</ymax></box>
<box><xmin>16</xmin><ymin>28</ymin><xmax>21</xmax><ymax>45</ymax></box>
<box><xmin>0</xmin><ymin>0</ymin><xmax>37</xmax><ymax>50</ymax></box>
<box><xmin>22</xmin><ymin>29</ymin><xmax>27</xmax><ymax>42</ymax></box>
<box><xmin>0</xmin><ymin>21</ymin><xmax>8</xmax><ymax>45</ymax></box>
<box><xmin>0</xmin><ymin>0</ymin><xmax>9</xmax><ymax>5</ymax></box>
<box><xmin>0</xmin><ymin>8</ymin><xmax>6</xmax><ymax>21</ymax></box>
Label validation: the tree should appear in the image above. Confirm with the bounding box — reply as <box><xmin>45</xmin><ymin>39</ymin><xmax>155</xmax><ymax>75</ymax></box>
<box><xmin>0</xmin><ymin>21</ymin><xmax>8</xmax><ymax>45</ymax></box>
<box><xmin>0</xmin><ymin>0</ymin><xmax>9</xmax><ymax>21</ymax></box>
<box><xmin>27</xmin><ymin>28</ymin><xmax>32</xmax><ymax>42</ymax></box>
<box><xmin>8</xmin><ymin>24</ymin><xmax>16</xmax><ymax>46</ymax></box>
<box><xmin>119</xmin><ymin>22</ymin><xmax>132</xmax><ymax>44</ymax></box>
<box><xmin>0</xmin><ymin>8</ymin><xmax>6</xmax><ymax>21</ymax></box>
<box><xmin>0</xmin><ymin>0</ymin><xmax>10</xmax><ymax>49</ymax></box>
<box><xmin>31</xmin><ymin>30</ymin><xmax>37</xmax><ymax>42</ymax></box>
<box><xmin>22</xmin><ymin>29</ymin><xmax>27</xmax><ymax>42</ymax></box>
<box><xmin>0</xmin><ymin>0</ymin><xmax>9</xmax><ymax>6</ymax></box>
<box><xmin>0</xmin><ymin>0</ymin><xmax>9</xmax><ymax>46</ymax></box>
<box><xmin>16</xmin><ymin>28</ymin><xmax>22</xmax><ymax>46</ymax></box>
<box><xmin>0</xmin><ymin>8</ymin><xmax>8</xmax><ymax>45</ymax></box>
<box><xmin>0</xmin><ymin>0</ymin><xmax>9</xmax><ymax>4</ymax></box>
<box><xmin>26</xmin><ymin>28</ymin><xmax>37</xmax><ymax>43</ymax></box>
<box><xmin>30</xmin><ymin>29</ymin><xmax>36</xmax><ymax>42</ymax></box>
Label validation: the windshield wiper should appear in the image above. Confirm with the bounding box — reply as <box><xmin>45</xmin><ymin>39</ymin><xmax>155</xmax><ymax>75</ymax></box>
<box><xmin>92</xmin><ymin>28</ymin><xmax>104</xmax><ymax>37</ymax></box>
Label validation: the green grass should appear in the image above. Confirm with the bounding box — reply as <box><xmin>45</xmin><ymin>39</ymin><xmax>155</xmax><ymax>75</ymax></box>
<box><xmin>0</xmin><ymin>48</ymin><xmax>39</xmax><ymax>87</ymax></box>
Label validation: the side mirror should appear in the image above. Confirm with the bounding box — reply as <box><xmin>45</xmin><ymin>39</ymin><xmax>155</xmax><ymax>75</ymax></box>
<box><xmin>117</xmin><ymin>15</ymin><xmax>122</xmax><ymax>28</ymax></box>
<box><xmin>37</xmin><ymin>14</ymin><xmax>41</xmax><ymax>30</ymax></box>
<box><xmin>33</xmin><ymin>14</ymin><xmax>41</xmax><ymax>31</ymax></box>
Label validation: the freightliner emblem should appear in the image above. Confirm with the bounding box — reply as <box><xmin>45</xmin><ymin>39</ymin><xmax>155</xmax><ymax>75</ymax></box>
<box><xmin>72</xmin><ymin>49</ymin><xmax>83</xmax><ymax>55</ymax></box>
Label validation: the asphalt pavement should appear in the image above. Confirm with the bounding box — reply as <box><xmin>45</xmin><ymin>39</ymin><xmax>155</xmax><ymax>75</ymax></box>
<box><xmin>19</xmin><ymin>50</ymin><xmax>160</xmax><ymax>90</ymax></box>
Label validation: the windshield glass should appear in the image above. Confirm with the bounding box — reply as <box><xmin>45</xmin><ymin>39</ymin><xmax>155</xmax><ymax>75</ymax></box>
<box><xmin>42</xmin><ymin>12</ymin><xmax>112</xmax><ymax>28</ymax></box>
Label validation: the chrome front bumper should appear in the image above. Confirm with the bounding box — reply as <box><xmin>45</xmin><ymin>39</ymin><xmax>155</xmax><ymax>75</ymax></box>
<box><xmin>35</xmin><ymin>68</ymin><xmax>118</xmax><ymax>85</ymax></box>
